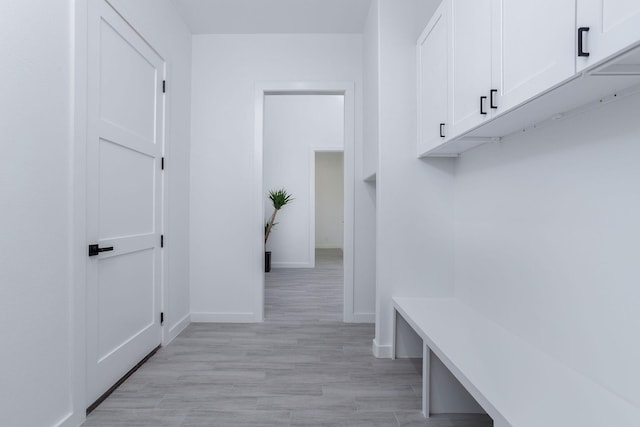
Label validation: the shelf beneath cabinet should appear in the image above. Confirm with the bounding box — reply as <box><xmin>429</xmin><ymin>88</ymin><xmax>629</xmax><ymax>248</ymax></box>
<box><xmin>422</xmin><ymin>45</ymin><xmax>640</xmax><ymax>158</ymax></box>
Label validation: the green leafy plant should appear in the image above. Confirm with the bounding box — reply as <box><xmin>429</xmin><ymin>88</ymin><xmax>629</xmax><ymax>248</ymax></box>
<box><xmin>265</xmin><ymin>188</ymin><xmax>294</xmax><ymax>245</ymax></box>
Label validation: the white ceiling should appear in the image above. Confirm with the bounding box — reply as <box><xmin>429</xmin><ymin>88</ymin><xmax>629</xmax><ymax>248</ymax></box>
<box><xmin>172</xmin><ymin>0</ymin><xmax>372</xmax><ymax>34</ymax></box>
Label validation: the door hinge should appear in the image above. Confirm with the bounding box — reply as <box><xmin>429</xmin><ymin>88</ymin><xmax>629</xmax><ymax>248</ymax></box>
<box><xmin>162</xmin><ymin>80</ymin><xmax>166</xmax><ymax>93</ymax></box>
<box><xmin>160</xmin><ymin>312</ymin><xmax>164</xmax><ymax>326</ymax></box>
<box><xmin>161</xmin><ymin>157</ymin><xmax>165</xmax><ymax>170</ymax></box>
<box><xmin>161</xmin><ymin>235</ymin><xmax>164</xmax><ymax>248</ymax></box>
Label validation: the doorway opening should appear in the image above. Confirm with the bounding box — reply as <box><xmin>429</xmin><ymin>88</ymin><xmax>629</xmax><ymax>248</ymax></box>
<box><xmin>313</xmin><ymin>149</ymin><xmax>344</xmax><ymax>278</ymax></box>
<box><xmin>255</xmin><ymin>83</ymin><xmax>355</xmax><ymax>322</ymax></box>
<box><xmin>262</xmin><ymin>94</ymin><xmax>344</xmax><ymax>321</ymax></box>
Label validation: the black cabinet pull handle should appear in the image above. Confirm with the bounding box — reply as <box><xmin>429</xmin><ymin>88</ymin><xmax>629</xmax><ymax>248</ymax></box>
<box><xmin>439</xmin><ymin>123</ymin><xmax>445</xmax><ymax>138</ymax></box>
<box><xmin>480</xmin><ymin>96</ymin><xmax>487</xmax><ymax>115</ymax></box>
<box><xmin>578</xmin><ymin>27</ymin><xmax>590</xmax><ymax>57</ymax></box>
<box><xmin>88</xmin><ymin>244</ymin><xmax>114</xmax><ymax>256</ymax></box>
<box><xmin>490</xmin><ymin>89</ymin><xmax>498</xmax><ymax>109</ymax></box>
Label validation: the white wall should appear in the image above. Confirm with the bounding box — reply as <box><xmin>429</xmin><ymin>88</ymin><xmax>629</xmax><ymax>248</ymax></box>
<box><xmin>315</xmin><ymin>152</ymin><xmax>344</xmax><ymax>250</ymax></box>
<box><xmin>358</xmin><ymin>0</ymin><xmax>381</xmax><ymax>320</ymax></box>
<box><xmin>363</xmin><ymin>0</ymin><xmax>380</xmax><ymax>179</ymax></box>
<box><xmin>190</xmin><ymin>34</ymin><xmax>374</xmax><ymax>321</ymax></box>
<box><xmin>107</xmin><ymin>0</ymin><xmax>193</xmax><ymax>344</ymax></box>
<box><xmin>0</xmin><ymin>2</ymin><xmax>75</xmax><ymax>425</ymax></box>
<box><xmin>263</xmin><ymin>95</ymin><xmax>344</xmax><ymax>267</ymax></box>
<box><xmin>374</xmin><ymin>0</ymin><xmax>455</xmax><ymax>356</ymax></box>
<box><xmin>454</xmin><ymin>92</ymin><xmax>640</xmax><ymax>408</ymax></box>
<box><xmin>372</xmin><ymin>0</ymin><xmax>472</xmax><ymax>411</ymax></box>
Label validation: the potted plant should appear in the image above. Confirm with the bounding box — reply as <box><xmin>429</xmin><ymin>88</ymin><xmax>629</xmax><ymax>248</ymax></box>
<box><xmin>264</xmin><ymin>188</ymin><xmax>294</xmax><ymax>272</ymax></box>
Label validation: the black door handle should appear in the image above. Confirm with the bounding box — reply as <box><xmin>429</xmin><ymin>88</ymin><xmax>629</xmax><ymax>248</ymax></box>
<box><xmin>480</xmin><ymin>96</ymin><xmax>487</xmax><ymax>115</ymax></box>
<box><xmin>490</xmin><ymin>89</ymin><xmax>498</xmax><ymax>109</ymax></box>
<box><xmin>578</xmin><ymin>27</ymin><xmax>590</xmax><ymax>57</ymax></box>
<box><xmin>439</xmin><ymin>123</ymin><xmax>445</xmax><ymax>138</ymax></box>
<box><xmin>88</xmin><ymin>244</ymin><xmax>114</xmax><ymax>256</ymax></box>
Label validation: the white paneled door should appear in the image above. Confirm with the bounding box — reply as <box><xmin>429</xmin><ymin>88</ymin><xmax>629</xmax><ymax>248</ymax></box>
<box><xmin>491</xmin><ymin>0</ymin><xmax>576</xmax><ymax>112</ymax></box>
<box><xmin>577</xmin><ymin>0</ymin><xmax>640</xmax><ymax>71</ymax></box>
<box><xmin>449</xmin><ymin>0</ymin><xmax>493</xmax><ymax>136</ymax></box>
<box><xmin>86</xmin><ymin>0</ymin><xmax>164</xmax><ymax>405</ymax></box>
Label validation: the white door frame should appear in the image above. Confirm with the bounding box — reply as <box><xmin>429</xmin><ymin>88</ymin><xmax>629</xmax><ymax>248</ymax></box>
<box><xmin>254</xmin><ymin>82</ymin><xmax>356</xmax><ymax>323</ymax></box>
<box><xmin>71</xmin><ymin>0</ymin><xmax>89</xmax><ymax>424</ymax></box>
<box><xmin>310</xmin><ymin>148</ymin><xmax>344</xmax><ymax>264</ymax></box>
<box><xmin>71</xmin><ymin>0</ymin><xmax>170</xmax><ymax>422</ymax></box>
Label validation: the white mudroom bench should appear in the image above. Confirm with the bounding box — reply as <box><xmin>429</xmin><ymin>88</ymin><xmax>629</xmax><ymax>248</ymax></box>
<box><xmin>392</xmin><ymin>297</ymin><xmax>639</xmax><ymax>427</ymax></box>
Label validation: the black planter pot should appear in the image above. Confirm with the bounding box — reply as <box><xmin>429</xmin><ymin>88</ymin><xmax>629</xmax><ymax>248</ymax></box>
<box><xmin>265</xmin><ymin>251</ymin><xmax>271</xmax><ymax>273</ymax></box>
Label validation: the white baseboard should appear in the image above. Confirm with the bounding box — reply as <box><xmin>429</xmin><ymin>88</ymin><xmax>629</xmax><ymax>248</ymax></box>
<box><xmin>54</xmin><ymin>411</ymin><xmax>76</xmax><ymax>427</ymax></box>
<box><xmin>372</xmin><ymin>338</ymin><xmax>393</xmax><ymax>358</ymax></box>
<box><xmin>315</xmin><ymin>244</ymin><xmax>343</xmax><ymax>249</ymax></box>
<box><xmin>190</xmin><ymin>312</ymin><xmax>258</xmax><ymax>323</ymax></box>
<box><xmin>164</xmin><ymin>312</ymin><xmax>190</xmax><ymax>345</ymax></box>
<box><xmin>346</xmin><ymin>312</ymin><xmax>375</xmax><ymax>323</ymax></box>
<box><xmin>271</xmin><ymin>261</ymin><xmax>313</xmax><ymax>269</ymax></box>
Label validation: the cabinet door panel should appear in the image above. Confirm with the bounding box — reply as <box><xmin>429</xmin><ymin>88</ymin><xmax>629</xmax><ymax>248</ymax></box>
<box><xmin>492</xmin><ymin>0</ymin><xmax>576</xmax><ymax>112</ymax></box>
<box><xmin>417</xmin><ymin>3</ymin><xmax>449</xmax><ymax>156</ymax></box>
<box><xmin>578</xmin><ymin>0</ymin><xmax>640</xmax><ymax>71</ymax></box>
<box><xmin>450</xmin><ymin>0</ymin><xmax>493</xmax><ymax>136</ymax></box>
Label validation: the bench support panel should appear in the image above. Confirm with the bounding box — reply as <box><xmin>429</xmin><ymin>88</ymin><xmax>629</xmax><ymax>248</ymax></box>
<box><xmin>393</xmin><ymin>306</ymin><xmax>488</xmax><ymax>419</ymax></box>
<box><xmin>422</xmin><ymin>342</ymin><xmax>430</xmax><ymax>417</ymax></box>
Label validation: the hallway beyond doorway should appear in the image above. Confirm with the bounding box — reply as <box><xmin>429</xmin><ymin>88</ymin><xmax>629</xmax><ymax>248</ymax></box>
<box><xmin>265</xmin><ymin>249</ymin><xmax>343</xmax><ymax>323</ymax></box>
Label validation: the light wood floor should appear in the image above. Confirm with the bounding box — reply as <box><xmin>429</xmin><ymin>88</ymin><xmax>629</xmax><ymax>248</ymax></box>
<box><xmin>83</xmin><ymin>249</ymin><xmax>492</xmax><ymax>426</ymax></box>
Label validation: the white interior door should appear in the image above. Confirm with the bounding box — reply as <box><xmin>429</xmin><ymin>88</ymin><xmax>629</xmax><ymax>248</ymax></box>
<box><xmin>86</xmin><ymin>0</ymin><xmax>164</xmax><ymax>405</ymax></box>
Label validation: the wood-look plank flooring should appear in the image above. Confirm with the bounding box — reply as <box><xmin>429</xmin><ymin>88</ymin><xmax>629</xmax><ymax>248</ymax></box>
<box><xmin>265</xmin><ymin>249</ymin><xmax>343</xmax><ymax>323</ymax></box>
<box><xmin>83</xmin><ymin>249</ymin><xmax>492</xmax><ymax>426</ymax></box>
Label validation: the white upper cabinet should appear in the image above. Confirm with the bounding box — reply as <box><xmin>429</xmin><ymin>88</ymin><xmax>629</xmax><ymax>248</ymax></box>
<box><xmin>577</xmin><ymin>0</ymin><xmax>640</xmax><ymax>71</ymax></box>
<box><xmin>491</xmin><ymin>0</ymin><xmax>576</xmax><ymax>112</ymax></box>
<box><xmin>417</xmin><ymin>1</ymin><xmax>450</xmax><ymax>156</ymax></box>
<box><xmin>417</xmin><ymin>0</ymin><xmax>640</xmax><ymax>157</ymax></box>
<box><xmin>449</xmin><ymin>0</ymin><xmax>493</xmax><ymax>137</ymax></box>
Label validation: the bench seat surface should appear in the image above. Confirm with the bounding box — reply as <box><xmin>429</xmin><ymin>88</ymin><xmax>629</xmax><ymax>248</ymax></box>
<box><xmin>393</xmin><ymin>297</ymin><xmax>639</xmax><ymax>427</ymax></box>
